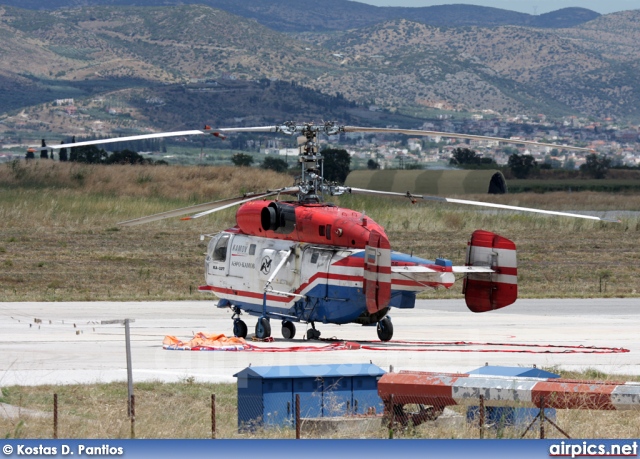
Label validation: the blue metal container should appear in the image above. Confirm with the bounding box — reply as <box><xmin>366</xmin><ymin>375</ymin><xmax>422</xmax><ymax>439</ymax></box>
<box><xmin>234</xmin><ymin>363</ymin><xmax>386</xmax><ymax>430</ymax></box>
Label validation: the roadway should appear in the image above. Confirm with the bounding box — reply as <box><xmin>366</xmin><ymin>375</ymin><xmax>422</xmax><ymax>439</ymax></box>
<box><xmin>1</xmin><ymin>298</ymin><xmax>638</xmax><ymax>386</ymax></box>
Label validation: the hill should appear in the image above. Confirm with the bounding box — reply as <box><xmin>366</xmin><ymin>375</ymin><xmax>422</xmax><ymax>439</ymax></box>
<box><xmin>0</xmin><ymin>0</ymin><xmax>601</xmax><ymax>32</ymax></box>
<box><xmin>316</xmin><ymin>18</ymin><xmax>640</xmax><ymax>120</ymax></box>
<box><xmin>1</xmin><ymin>4</ymin><xmax>640</xmax><ymax>136</ymax></box>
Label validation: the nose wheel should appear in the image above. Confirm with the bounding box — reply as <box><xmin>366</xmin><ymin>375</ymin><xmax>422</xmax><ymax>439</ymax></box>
<box><xmin>377</xmin><ymin>316</ymin><xmax>393</xmax><ymax>341</ymax></box>
<box><xmin>233</xmin><ymin>319</ymin><xmax>248</xmax><ymax>338</ymax></box>
<box><xmin>255</xmin><ymin>317</ymin><xmax>272</xmax><ymax>339</ymax></box>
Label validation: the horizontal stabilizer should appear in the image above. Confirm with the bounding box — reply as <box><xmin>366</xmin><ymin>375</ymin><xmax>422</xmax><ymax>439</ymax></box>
<box><xmin>391</xmin><ymin>265</ymin><xmax>456</xmax><ymax>286</ymax></box>
<box><xmin>452</xmin><ymin>266</ymin><xmax>496</xmax><ymax>273</ymax></box>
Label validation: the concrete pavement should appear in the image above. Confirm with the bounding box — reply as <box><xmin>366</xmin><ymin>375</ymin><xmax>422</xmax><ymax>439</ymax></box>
<box><xmin>1</xmin><ymin>298</ymin><xmax>638</xmax><ymax>386</ymax></box>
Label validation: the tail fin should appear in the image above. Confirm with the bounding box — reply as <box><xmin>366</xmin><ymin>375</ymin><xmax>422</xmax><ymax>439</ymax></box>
<box><xmin>364</xmin><ymin>230</ymin><xmax>391</xmax><ymax>314</ymax></box>
<box><xmin>463</xmin><ymin>229</ymin><xmax>517</xmax><ymax>312</ymax></box>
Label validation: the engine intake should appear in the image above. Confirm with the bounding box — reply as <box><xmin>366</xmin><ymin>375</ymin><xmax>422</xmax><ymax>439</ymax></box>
<box><xmin>260</xmin><ymin>202</ymin><xmax>296</xmax><ymax>234</ymax></box>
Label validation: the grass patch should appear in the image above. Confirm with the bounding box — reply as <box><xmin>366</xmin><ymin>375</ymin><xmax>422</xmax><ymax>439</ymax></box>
<box><xmin>0</xmin><ymin>162</ymin><xmax>639</xmax><ymax>301</ymax></box>
<box><xmin>3</xmin><ymin>369</ymin><xmax>640</xmax><ymax>439</ymax></box>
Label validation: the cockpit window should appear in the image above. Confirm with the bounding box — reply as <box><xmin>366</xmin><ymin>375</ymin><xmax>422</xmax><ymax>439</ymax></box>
<box><xmin>212</xmin><ymin>234</ymin><xmax>230</xmax><ymax>262</ymax></box>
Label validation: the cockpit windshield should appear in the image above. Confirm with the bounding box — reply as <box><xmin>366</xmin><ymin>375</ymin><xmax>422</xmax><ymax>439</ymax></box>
<box><xmin>211</xmin><ymin>233</ymin><xmax>231</xmax><ymax>262</ymax></box>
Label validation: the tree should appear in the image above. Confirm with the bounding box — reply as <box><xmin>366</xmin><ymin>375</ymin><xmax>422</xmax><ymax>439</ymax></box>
<box><xmin>261</xmin><ymin>156</ymin><xmax>288</xmax><ymax>173</ymax></box>
<box><xmin>564</xmin><ymin>158</ymin><xmax>576</xmax><ymax>170</ymax></box>
<box><xmin>40</xmin><ymin>140</ymin><xmax>49</xmax><ymax>159</ymax></box>
<box><xmin>59</xmin><ymin>141</ymin><xmax>68</xmax><ymax>162</ymax></box>
<box><xmin>367</xmin><ymin>159</ymin><xmax>380</xmax><ymax>170</ymax></box>
<box><xmin>106</xmin><ymin>149</ymin><xmax>147</xmax><ymax>165</ymax></box>
<box><xmin>450</xmin><ymin>147</ymin><xmax>495</xmax><ymax>168</ymax></box>
<box><xmin>231</xmin><ymin>153</ymin><xmax>254</xmax><ymax>167</ymax></box>
<box><xmin>450</xmin><ymin>147</ymin><xmax>480</xmax><ymax>166</ymax></box>
<box><xmin>508</xmin><ymin>153</ymin><xmax>537</xmax><ymax>179</ymax></box>
<box><xmin>321</xmin><ymin>148</ymin><xmax>351</xmax><ymax>184</ymax></box>
<box><xmin>71</xmin><ymin>145</ymin><xmax>108</xmax><ymax>164</ymax></box>
<box><xmin>580</xmin><ymin>153</ymin><xmax>611</xmax><ymax>179</ymax></box>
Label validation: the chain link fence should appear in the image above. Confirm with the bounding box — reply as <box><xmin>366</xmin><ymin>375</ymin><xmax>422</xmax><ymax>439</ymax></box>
<box><xmin>2</xmin><ymin>384</ymin><xmax>639</xmax><ymax>439</ymax></box>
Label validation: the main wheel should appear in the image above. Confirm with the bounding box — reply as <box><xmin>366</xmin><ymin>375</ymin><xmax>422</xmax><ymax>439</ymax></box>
<box><xmin>377</xmin><ymin>316</ymin><xmax>393</xmax><ymax>341</ymax></box>
<box><xmin>255</xmin><ymin>317</ymin><xmax>271</xmax><ymax>339</ymax></box>
<box><xmin>282</xmin><ymin>320</ymin><xmax>296</xmax><ymax>339</ymax></box>
<box><xmin>233</xmin><ymin>319</ymin><xmax>248</xmax><ymax>338</ymax></box>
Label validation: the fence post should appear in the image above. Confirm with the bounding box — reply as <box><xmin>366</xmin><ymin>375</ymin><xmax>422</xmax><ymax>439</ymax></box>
<box><xmin>295</xmin><ymin>394</ymin><xmax>300</xmax><ymax>439</ymax></box>
<box><xmin>388</xmin><ymin>394</ymin><xmax>394</xmax><ymax>439</ymax></box>
<box><xmin>130</xmin><ymin>394</ymin><xmax>135</xmax><ymax>439</ymax></box>
<box><xmin>53</xmin><ymin>393</ymin><xmax>58</xmax><ymax>439</ymax></box>
<box><xmin>125</xmin><ymin>318</ymin><xmax>134</xmax><ymax>418</ymax></box>
<box><xmin>540</xmin><ymin>396</ymin><xmax>545</xmax><ymax>439</ymax></box>
<box><xmin>479</xmin><ymin>395</ymin><xmax>485</xmax><ymax>439</ymax></box>
<box><xmin>211</xmin><ymin>394</ymin><xmax>216</xmax><ymax>439</ymax></box>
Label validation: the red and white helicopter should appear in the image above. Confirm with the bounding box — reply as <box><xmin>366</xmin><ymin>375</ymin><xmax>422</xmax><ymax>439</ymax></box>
<box><xmin>40</xmin><ymin>122</ymin><xmax>614</xmax><ymax>341</ymax></box>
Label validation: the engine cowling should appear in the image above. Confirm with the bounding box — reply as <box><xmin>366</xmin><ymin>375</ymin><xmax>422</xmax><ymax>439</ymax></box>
<box><xmin>235</xmin><ymin>200</ymin><xmax>389</xmax><ymax>249</ymax></box>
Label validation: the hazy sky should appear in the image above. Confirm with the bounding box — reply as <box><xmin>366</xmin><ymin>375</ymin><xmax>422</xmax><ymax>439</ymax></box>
<box><xmin>356</xmin><ymin>1</ymin><xmax>638</xmax><ymax>15</ymax></box>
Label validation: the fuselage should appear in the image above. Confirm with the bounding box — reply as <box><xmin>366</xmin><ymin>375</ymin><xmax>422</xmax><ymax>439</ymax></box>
<box><xmin>199</xmin><ymin>201</ymin><xmax>455</xmax><ymax>325</ymax></box>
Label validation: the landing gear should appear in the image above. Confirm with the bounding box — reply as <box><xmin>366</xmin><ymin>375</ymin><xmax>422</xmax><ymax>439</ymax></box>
<box><xmin>233</xmin><ymin>319</ymin><xmax>248</xmax><ymax>338</ymax></box>
<box><xmin>255</xmin><ymin>317</ymin><xmax>271</xmax><ymax>339</ymax></box>
<box><xmin>377</xmin><ymin>316</ymin><xmax>393</xmax><ymax>341</ymax></box>
<box><xmin>306</xmin><ymin>322</ymin><xmax>321</xmax><ymax>340</ymax></box>
<box><xmin>282</xmin><ymin>320</ymin><xmax>296</xmax><ymax>339</ymax></box>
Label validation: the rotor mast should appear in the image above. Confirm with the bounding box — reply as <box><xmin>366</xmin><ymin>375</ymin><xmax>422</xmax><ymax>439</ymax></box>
<box><xmin>274</xmin><ymin>121</ymin><xmax>344</xmax><ymax>203</ymax></box>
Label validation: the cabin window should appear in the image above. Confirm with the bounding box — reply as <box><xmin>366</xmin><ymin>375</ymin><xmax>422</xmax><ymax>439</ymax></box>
<box><xmin>319</xmin><ymin>225</ymin><xmax>325</xmax><ymax>237</ymax></box>
<box><xmin>249</xmin><ymin>244</ymin><xmax>256</xmax><ymax>256</ymax></box>
<box><xmin>212</xmin><ymin>234</ymin><xmax>230</xmax><ymax>262</ymax></box>
<box><xmin>310</xmin><ymin>252</ymin><xmax>319</xmax><ymax>264</ymax></box>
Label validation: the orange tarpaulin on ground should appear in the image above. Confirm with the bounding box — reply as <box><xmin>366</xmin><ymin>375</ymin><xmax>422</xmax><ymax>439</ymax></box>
<box><xmin>163</xmin><ymin>332</ymin><xmax>251</xmax><ymax>351</ymax></box>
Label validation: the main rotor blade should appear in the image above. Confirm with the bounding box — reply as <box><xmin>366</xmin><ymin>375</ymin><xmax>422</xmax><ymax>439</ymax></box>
<box><xmin>33</xmin><ymin>129</ymin><xmax>218</xmax><ymax>151</ymax></box>
<box><xmin>117</xmin><ymin>187</ymin><xmax>297</xmax><ymax>226</ymax></box>
<box><xmin>33</xmin><ymin>126</ymin><xmax>282</xmax><ymax>151</ymax></box>
<box><xmin>182</xmin><ymin>186</ymin><xmax>299</xmax><ymax>221</ymax></box>
<box><xmin>346</xmin><ymin>187</ymin><xmax>620</xmax><ymax>222</ymax></box>
<box><xmin>343</xmin><ymin>126</ymin><xmax>592</xmax><ymax>152</ymax></box>
<box><xmin>216</xmin><ymin>126</ymin><xmax>278</xmax><ymax>134</ymax></box>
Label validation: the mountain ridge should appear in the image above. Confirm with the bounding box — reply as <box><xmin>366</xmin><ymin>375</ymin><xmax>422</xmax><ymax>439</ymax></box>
<box><xmin>1</xmin><ymin>4</ymin><xmax>639</xmax><ymax>134</ymax></box>
<box><xmin>0</xmin><ymin>0</ymin><xmax>601</xmax><ymax>32</ymax></box>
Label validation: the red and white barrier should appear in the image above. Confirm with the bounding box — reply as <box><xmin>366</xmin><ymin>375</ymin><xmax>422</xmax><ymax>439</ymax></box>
<box><xmin>378</xmin><ymin>371</ymin><xmax>640</xmax><ymax>410</ymax></box>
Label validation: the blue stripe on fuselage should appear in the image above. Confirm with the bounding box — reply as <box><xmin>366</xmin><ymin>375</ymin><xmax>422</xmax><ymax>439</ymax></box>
<box><xmin>350</xmin><ymin>251</ymin><xmax>436</xmax><ymax>266</ymax></box>
<box><xmin>223</xmin><ymin>284</ymin><xmax>416</xmax><ymax>325</ymax></box>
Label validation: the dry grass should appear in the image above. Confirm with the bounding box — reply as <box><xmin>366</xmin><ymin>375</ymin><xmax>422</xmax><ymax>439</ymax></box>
<box><xmin>2</xmin><ymin>162</ymin><xmax>639</xmax><ymax>439</ymax></box>
<box><xmin>1</xmin><ymin>160</ymin><xmax>639</xmax><ymax>301</ymax></box>
<box><xmin>3</xmin><ymin>370</ymin><xmax>640</xmax><ymax>439</ymax></box>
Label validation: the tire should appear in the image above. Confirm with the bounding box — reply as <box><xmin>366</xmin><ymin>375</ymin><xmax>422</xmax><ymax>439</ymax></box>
<box><xmin>255</xmin><ymin>317</ymin><xmax>271</xmax><ymax>339</ymax></box>
<box><xmin>233</xmin><ymin>319</ymin><xmax>248</xmax><ymax>338</ymax></box>
<box><xmin>377</xmin><ymin>316</ymin><xmax>394</xmax><ymax>341</ymax></box>
<box><xmin>282</xmin><ymin>321</ymin><xmax>296</xmax><ymax>339</ymax></box>
<box><xmin>306</xmin><ymin>328</ymin><xmax>321</xmax><ymax>340</ymax></box>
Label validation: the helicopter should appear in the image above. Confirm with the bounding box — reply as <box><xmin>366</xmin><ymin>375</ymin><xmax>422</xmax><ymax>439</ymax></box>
<box><xmin>35</xmin><ymin>121</ymin><xmax>615</xmax><ymax>341</ymax></box>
